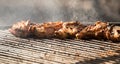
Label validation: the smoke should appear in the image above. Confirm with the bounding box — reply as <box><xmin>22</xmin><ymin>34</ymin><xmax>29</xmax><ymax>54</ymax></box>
<box><xmin>0</xmin><ymin>0</ymin><xmax>98</xmax><ymax>26</ymax></box>
<box><xmin>31</xmin><ymin>0</ymin><xmax>98</xmax><ymax>23</ymax></box>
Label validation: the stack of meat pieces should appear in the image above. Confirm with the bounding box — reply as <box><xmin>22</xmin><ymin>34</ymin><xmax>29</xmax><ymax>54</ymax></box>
<box><xmin>9</xmin><ymin>20</ymin><xmax>120</xmax><ymax>42</ymax></box>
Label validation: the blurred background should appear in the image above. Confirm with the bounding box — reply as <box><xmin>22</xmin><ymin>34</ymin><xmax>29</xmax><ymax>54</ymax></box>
<box><xmin>0</xmin><ymin>0</ymin><xmax>120</xmax><ymax>26</ymax></box>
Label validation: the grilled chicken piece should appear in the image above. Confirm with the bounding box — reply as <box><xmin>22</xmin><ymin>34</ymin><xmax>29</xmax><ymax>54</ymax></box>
<box><xmin>31</xmin><ymin>21</ymin><xmax>63</xmax><ymax>38</ymax></box>
<box><xmin>9</xmin><ymin>21</ymin><xmax>63</xmax><ymax>38</ymax></box>
<box><xmin>9</xmin><ymin>20</ymin><xmax>32</xmax><ymax>37</ymax></box>
<box><xmin>55</xmin><ymin>21</ymin><xmax>85</xmax><ymax>39</ymax></box>
<box><xmin>76</xmin><ymin>21</ymin><xmax>120</xmax><ymax>42</ymax></box>
<box><xmin>108</xmin><ymin>26</ymin><xmax>120</xmax><ymax>42</ymax></box>
<box><xmin>76</xmin><ymin>21</ymin><xmax>108</xmax><ymax>39</ymax></box>
<box><xmin>9</xmin><ymin>20</ymin><xmax>120</xmax><ymax>42</ymax></box>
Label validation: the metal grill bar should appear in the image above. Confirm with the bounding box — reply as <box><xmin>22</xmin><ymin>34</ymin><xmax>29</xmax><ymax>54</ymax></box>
<box><xmin>0</xmin><ymin>31</ymin><xmax>109</xmax><ymax>58</ymax></box>
<box><xmin>0</xmin><ymin>30</ymin><xmax>120</xmax><ymax>64</ymax></box>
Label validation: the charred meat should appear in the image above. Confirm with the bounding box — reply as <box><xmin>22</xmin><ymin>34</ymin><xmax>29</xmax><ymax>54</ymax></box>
<box><xmin>31</xmin><ymin>21</ymin><xmax>63</xmax><ymax>38</ymax></box>
<box><xmin>108</xmin><ymin>25</ymin><xmax>120</xmax><ymax>42</ymax></box>
<box><xmin>55</xmin><ymin>21</ymin><xmax>85</xmax><ymax>39</ymax></box>
<box><xmin>76</xmin><ymin>21</ymin><xmax>109</xmax><ymax>39</ymax></box>
<box><xmin>9</xmin><ymin>21</ymin><xmax>63</xmax><ymax>38</ymax></box>
<box><xmin>9</xmin><ymin>20</ymin><xmax>120</xmax><ymax>42</ymax></box>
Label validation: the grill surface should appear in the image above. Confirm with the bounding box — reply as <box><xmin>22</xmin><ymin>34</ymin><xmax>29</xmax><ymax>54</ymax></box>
<box><xmin>0</xmin><ymin>30</ymin><xmax>120</xmax><ymax>64</ymax></box>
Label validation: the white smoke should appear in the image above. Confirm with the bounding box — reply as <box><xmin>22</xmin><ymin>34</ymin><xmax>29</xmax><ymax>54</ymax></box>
<box><xmin>0</xmin><ymin>0</ymin><xmax>98</xmax><ymax>26</ymax></box>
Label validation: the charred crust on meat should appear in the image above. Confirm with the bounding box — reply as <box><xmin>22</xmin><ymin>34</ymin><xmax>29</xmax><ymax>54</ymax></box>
<box><xmin>9</xmin><ymin>20</ymin><xmax>120</xmax><ymax>42</ymax></box>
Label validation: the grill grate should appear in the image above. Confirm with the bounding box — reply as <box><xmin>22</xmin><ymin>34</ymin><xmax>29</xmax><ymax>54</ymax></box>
<box><xmin>0</xmin><ymin>30</ymin><xmax>120</xmax><ymax>64</ymax></box>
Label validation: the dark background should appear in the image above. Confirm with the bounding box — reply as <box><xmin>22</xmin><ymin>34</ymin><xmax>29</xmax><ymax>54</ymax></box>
<box><xmin>0</xmin><ymin>0</ymin><xmax>120</xmax><ymax>26</ymax></box>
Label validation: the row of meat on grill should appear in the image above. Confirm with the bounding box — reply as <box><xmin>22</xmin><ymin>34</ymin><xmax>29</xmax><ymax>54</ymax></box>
<box><xmin>9</xmin><ymin>20</ymin><xmax>120</xmax><ymax>42</ymax></box>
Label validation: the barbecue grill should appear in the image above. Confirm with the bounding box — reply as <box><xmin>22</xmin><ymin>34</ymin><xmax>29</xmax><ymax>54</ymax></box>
<box><xmin>0</xmin><ymin>29</ymin><xmax>120</xmax><ymax>64</ymax></box>
<box><xmin>0</xmin><ymin>0</ymin><xmax>120</xmax><ymax>64</ymax></box>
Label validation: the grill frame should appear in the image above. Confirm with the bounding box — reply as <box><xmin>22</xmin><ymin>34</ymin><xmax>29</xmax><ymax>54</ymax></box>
<box><xmin>0</xmin><ymin>30</ymin><xmax>120</xmax><ymax>64</ymax></box>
